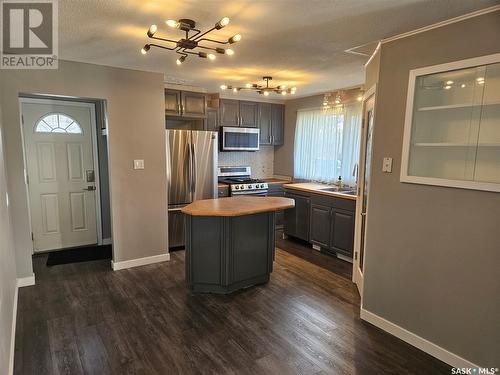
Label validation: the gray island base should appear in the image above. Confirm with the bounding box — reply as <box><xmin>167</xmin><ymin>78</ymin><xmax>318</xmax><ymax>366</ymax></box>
<box><xmin>181</xmin><ymin>196</ymin><xmax>295</xmax><ymax>294</ymax></box>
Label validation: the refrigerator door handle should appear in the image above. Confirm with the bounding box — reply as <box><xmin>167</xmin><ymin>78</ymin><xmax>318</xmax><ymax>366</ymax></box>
<box><xmin>187</xmin><ymin>137</ymin><xmax>194</xmax><ymax>199</ymax></box>
<box><xmin>191</xmin><ymin>143</ymin><xmax>197</xmax><ymax>194</ymax></box>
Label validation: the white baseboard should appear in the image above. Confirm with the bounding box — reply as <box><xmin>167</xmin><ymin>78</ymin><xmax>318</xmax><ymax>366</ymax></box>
<box><xmin>360</xmin><ymin>308</ymin><xmax>478</xmax><ymax>369</ymax></box>
<box><xmin>16</xmin><ymin>274</ymin><xmax>35</xmax><ymax>288</ymax></box>
<box><xmin>111</xmin><ymin>253</ymin><xmax>170</xmax><ymax>271</ymax></box>
<box><xmin>102</xmin><ymin>237</ymin><xmax>112</xmax><ymax>245</ymax></box>
<box><xmin>8</xmin><ymin>284</ymin><xmax>18</xmax><ymax>375</ymax></box>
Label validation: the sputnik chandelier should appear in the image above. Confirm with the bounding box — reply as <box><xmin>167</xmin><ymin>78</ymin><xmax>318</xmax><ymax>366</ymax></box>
<box><xmin>220</xmin><ymin>76</ymin><xmax>297</xmax><ymax>96</ymax></box>
<box><xmin>140</xmin><ymin>17</ymin><xmax>241</xmax><ymax>65</ymax></box>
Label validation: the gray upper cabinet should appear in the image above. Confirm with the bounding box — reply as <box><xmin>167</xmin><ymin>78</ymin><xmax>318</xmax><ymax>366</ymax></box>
<box><xmin>271</xmin><ymin>104</ymin><xmax>284</xmax><ymax>145</ymax></box>
<box><xmin>239</xmin><ymin>101</ymin><xmax>259</xmax><ymax>127</ymax></box>
<box><xmin>204</xmin><ymin>107</ymin><xmax>219</xmax><ymax>131</ymax></box>
<box><xmin>220</xmin><ymin>99</ymin><xmax>240</xmax><ymax>126</ymax></box>
<box><xmin>165</xmin><ymin>89</ymin><xmax>207</xmax><ymax>118</ymax></box>
<box><xmin>165</xmin><ymin>89</ymin><xmax>182</xmax><ymax>116</ymax></box>
<box><xmin>258</xmin><ymin>103</ymin><xmax>284</xmax><ymax>145</ymax></box>
<box><xmin>258</xmin><ymin>103</ymin><xmax>272</xmax><ymax>145</ymax></box>
<box><xmin>181</xmin><ymin>91</ymin><xmax>207</xmax><ymax>118</ymax></box>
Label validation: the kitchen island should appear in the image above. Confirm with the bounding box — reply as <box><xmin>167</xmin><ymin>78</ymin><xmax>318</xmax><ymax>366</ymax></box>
<box><xmin>181</xmin><ymin>196</ymin><xmax>294</xmax><ymax>294</ymax></box>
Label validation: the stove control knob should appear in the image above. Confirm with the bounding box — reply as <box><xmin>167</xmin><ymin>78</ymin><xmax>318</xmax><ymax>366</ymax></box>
<box><xmin>240</xmin><ymin>185</ymin><xmax>244</xmax><ymax>190</ymax></box>
<box><xmin>248</xmin><ymin>184</ymin><xmax>252</xmax><ymax>189</ymax></box>
<box><xmin>260</xmin><ymin>184</ymin><xmax>264</xmax><ymax>188</ymax></box>
<box><xmin>235</xmin><ymin>185</ymin><xmax>239</xmax><ymax>190</ymax></box>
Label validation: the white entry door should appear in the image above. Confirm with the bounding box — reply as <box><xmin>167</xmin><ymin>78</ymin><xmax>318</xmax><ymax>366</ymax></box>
<box><xmin>353</xmin><ymin>86</ymin><xmax>376</xmax><ymax>297</ymax></box>
<box><xmin>21</xmin><ymin>99</ymin><xmax>100</xmax><ymax>252</ymax></box>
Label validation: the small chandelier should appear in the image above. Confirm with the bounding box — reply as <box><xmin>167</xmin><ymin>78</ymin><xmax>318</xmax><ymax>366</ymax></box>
<box><xmin>322</xmin><ymin>91</ymin><xmax>344</xmax><ymax>109</ymax></box>
<box><xmin>220</xmin><ymin>76</ymin><xmax>297</xmax><ymax>96</ymax></box>
<box><xmin>140</xmin><ymin>17</ymin><xmax>241</xmax><ymax>65</ymax></box>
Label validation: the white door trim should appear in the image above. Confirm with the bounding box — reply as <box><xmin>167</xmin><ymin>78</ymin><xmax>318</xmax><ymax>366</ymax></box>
<box><xmin>352</xmin><ymin>84</ymin><xmax>377</xmax><ymax>299</ymax></box>
<box><xmin>19</xmin><ymin>97</ymin><xmax>103</xmax><ymax>249</ymax></box>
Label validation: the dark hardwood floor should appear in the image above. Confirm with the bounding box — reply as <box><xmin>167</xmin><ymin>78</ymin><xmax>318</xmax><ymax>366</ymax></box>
<box><xmin>15</xmin><ymin>247</ymin><xmax>451</xmax><ymax>374</ymax></box>
<box><xmin>276</xmin><ymin>230</ymin><xmax>353</xmax><ymax>280</ymax></box>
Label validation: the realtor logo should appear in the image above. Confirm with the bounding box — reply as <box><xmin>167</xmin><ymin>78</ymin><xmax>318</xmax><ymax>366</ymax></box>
<box><xmin>1</xmin><ymin>0</ymin><xmax>58</xmax><ymax>69</ymax></box>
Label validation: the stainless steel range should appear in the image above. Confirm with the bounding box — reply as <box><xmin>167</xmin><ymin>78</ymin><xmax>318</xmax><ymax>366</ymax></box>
<box><xmin>218</xmin><ymin>166</ymin><xmax>268</xmax><ymax>196</ymax></box>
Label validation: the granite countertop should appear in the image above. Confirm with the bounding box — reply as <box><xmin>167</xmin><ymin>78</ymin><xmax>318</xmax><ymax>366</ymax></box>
<box><xmin>181</xmin><ymin>196</ymin><xmax>295</xmax><ymax>217</ymax></box>
<box><xmin>284</xmin><ymin>182</ymin><xmax>358</xmax><ymax>201</ymax></box>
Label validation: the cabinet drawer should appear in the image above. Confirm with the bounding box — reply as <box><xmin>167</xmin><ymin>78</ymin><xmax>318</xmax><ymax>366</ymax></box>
<box><xmin>310</xmin><ymin>194</ymin><xmax>355</xmax><ymax>212</ymax></box>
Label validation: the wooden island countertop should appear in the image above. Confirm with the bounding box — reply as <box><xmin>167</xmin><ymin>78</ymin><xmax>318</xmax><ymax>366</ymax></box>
<box><xmin>181</xmin><ymin>196</ymin><xmax>295</xmax><ymax>217</ymax></box>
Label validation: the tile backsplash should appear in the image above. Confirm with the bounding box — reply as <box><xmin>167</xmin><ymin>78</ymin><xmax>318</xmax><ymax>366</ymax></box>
<box><xmin>218</xmin><ymin>146</ymin><xmax>274</xmax><ymax>178</ymax></box>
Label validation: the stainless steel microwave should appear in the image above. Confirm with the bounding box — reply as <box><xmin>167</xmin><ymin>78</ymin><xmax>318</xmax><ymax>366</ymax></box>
<box><xmin>220</xmin><ymin>126</ymin><xmax>260</xmax><ymax>151</ymax></box>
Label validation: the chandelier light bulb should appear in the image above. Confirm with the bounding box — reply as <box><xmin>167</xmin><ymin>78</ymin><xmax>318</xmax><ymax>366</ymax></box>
<box><xmin>208</xmin><ymin>53</ymin><xmax>216</xmax><ymax>60</ymax></box>
<box><xmin>176</xmin><ymin>56</ymin><xmax>186</xmax><ymax>65</ymax></box>
<box><xmin>281</xmin><ymin>91</ymin><xmax>287</xmax><ymax>95</ymax></box>
<box><xmin>220</xmin><ymin>85</ymin><xmax>227</xmax><ymax>90</ymax></box>
<box><xmin>445</xmin><ymin>80</ymin><xmax>454</xmax><ymax>85</ymax></box>
<box><xmin>263</xmin><ymin>91</ymin><xmax>270</xmax><ymax>96</ymax></box>
<box><xmin>245</xmin><ymin>83</ymin><xmax>252</xmax><ymax>88</ymax></box>
<box><xmin>228</xmin><ymin>34</ymin><xmax>242</xmax><ymax>44</ymax></box>
<box><xmin>166</xmin><ymin>19</ymin><xmax>179</xmax><ymax>28</ymax></box>
<box><xmin>147</xmin><ymin>24</ymin><xmax>157</xmax><ymax>37</ymax></box>
<box><xmin>216</xmin><ymin>17</ymin><xmax>230</xmax><ymax>29</ymax></box>
<box><xmin>233</xmin><ymin>88</ymin><xmax>238</xmax><ymax>93</ymax></box>
<box><xmin>140</xmin><ymin>44</ymin><xmax>150</xmax><ymax>54</ymax></box>
<box><xmin>226</xmin><ymin>49</ymin><xmax>234</xmax><ymax>56</ymax></box>
<box><xmin>357</xmin><ymin>95</ymin><xmax>363</xmax><ymax>101</ymax></box>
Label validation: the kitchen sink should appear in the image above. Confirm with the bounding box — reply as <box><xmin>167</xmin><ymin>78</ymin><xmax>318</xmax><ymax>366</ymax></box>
<box><xmin>320</xmin><ymin>187</ymin><xmax>357</xmax><ymax>195</ymax></box>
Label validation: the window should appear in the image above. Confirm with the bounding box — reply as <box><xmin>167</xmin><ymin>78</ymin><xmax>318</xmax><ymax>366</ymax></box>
<box><xmin>35</xmin><ymin>113</ymin><xmax>83</xmax><ymax>134</ymax></box>
<box><xmin>294</xmin><ymin>103</ymin><xmax>362</xmax><ymax>186</ymax></box>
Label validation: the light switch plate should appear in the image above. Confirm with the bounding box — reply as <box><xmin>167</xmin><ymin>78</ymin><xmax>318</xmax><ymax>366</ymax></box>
<box><xmin>382</xmin><ymin>157</ymin><xmax>393</xmax><ymax>173</ymax></box>
<box><xmin>133</xmin><ymin>159</ymin><xmax>144</xmax><ymax>170</ymax></box>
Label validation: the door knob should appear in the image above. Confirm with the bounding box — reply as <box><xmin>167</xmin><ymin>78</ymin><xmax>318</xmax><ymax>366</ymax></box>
<box><xmin>83</xmin><ymin>186</ymin><xmax>96</xmax><ymax>191</ymax></box>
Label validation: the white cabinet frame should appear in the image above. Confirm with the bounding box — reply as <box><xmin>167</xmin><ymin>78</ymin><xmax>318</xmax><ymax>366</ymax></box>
<box><xmin>400</xmin><ymin>52</ymin><xmax>500</xmax><ymax>193</ymax></box>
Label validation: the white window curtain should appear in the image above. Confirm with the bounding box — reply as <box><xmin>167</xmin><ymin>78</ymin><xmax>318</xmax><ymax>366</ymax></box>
<box><xmin>293</xmin><ymin>103</ymin><xmax>362</xmax><ymax>186</ymax></box>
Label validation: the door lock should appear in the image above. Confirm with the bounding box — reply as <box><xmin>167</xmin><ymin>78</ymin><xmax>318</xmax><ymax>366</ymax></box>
<box><xmin>83</xmin><ymin>186</ymin><xmax>96</xmax><ymax>191</ymax></box>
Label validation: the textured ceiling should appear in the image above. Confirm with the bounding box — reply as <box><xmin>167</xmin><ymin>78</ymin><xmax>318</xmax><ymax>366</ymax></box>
<box><xmin>58</xmin><ymin>0</ymin><xmax>498</xmax><ymax>98</ymax></box>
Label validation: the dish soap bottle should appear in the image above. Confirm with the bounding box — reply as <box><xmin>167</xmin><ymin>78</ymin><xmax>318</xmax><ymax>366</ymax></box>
<box><xmin>336</xmin><ymin>176</ymin><xmax>343</xmax><ymax>189</ymax></box>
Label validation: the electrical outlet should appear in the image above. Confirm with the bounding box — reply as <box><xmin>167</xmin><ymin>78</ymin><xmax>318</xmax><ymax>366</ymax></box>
<box><xmin>133</xmin><ymin>159</ymin><xmax>145</xmax><ymax>170</ymax></box>
<box><xmin>382</xmin><ymin>157</ymin><xmax>393</xmax><ymax>173</ymax></box>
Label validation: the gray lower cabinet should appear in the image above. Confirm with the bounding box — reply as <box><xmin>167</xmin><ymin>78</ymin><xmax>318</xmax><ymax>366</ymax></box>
<box><xmin>310</xmin><ymin>204</ymin><xmax>331</xmax><ymax>248</ymax></box>
<box><xmin>285</xmin><ymin>188</ymin><xmax>356</xmax><ymax>258</ymax></box>
<box><xmin>330</xmin><ymin>209</ymin><xmax>355</xmax><ymax>257</ymax></box>
<box><xmin>267</xmin><ymin>184</ymin><xmax>285</xmax><ymax>228</ymax></box>
<box><xmin>284</xmin><ymin>191</ymin><xmax>310</xmax><ymax>241</ymax></box>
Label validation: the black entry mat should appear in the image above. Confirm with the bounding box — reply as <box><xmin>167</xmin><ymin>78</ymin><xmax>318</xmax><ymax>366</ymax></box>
<box><xmin>46</xmin><ymin>244</ymin><xmax>112</xmax><ymax>266</ymax></box>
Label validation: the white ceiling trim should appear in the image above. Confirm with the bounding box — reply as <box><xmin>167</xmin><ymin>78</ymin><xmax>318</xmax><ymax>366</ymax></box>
<box><xmin>381</xmin><ymin>4</ymin><xmax>500</xmax><ymax>44</ymax></box>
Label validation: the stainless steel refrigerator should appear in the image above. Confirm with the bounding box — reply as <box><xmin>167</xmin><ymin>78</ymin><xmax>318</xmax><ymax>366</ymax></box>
<box><xmin>166</xmin><ymin>130</ymin><xmax>218</xmax><ymax>248</ymax></box>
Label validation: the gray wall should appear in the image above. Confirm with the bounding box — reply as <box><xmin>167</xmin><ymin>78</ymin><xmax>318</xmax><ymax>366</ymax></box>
<box><xmin>363</xmin><ymin>11</ymin><xmax>500</xmax><ymax>367</ymax></box>
<box><xmin>274</xmin><ymin>90</ymin><xmax>364</xmax><ymax>178</ymax></box>
<box><xmin>0</xmin><ymin>101</ymin><xmax>18</xmax><ymax>375</ymax></box>
<box><xmin>0</xmin><ymin>60</ymin><xmax>167</xmax><ymax>277</ymax></box>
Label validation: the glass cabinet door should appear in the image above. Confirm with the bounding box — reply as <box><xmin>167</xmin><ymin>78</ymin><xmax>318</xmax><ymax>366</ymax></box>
<box><xmin>402</xmin><ymin>57</ymin><xmax>500</xmax><ymax>191</ymax></box>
